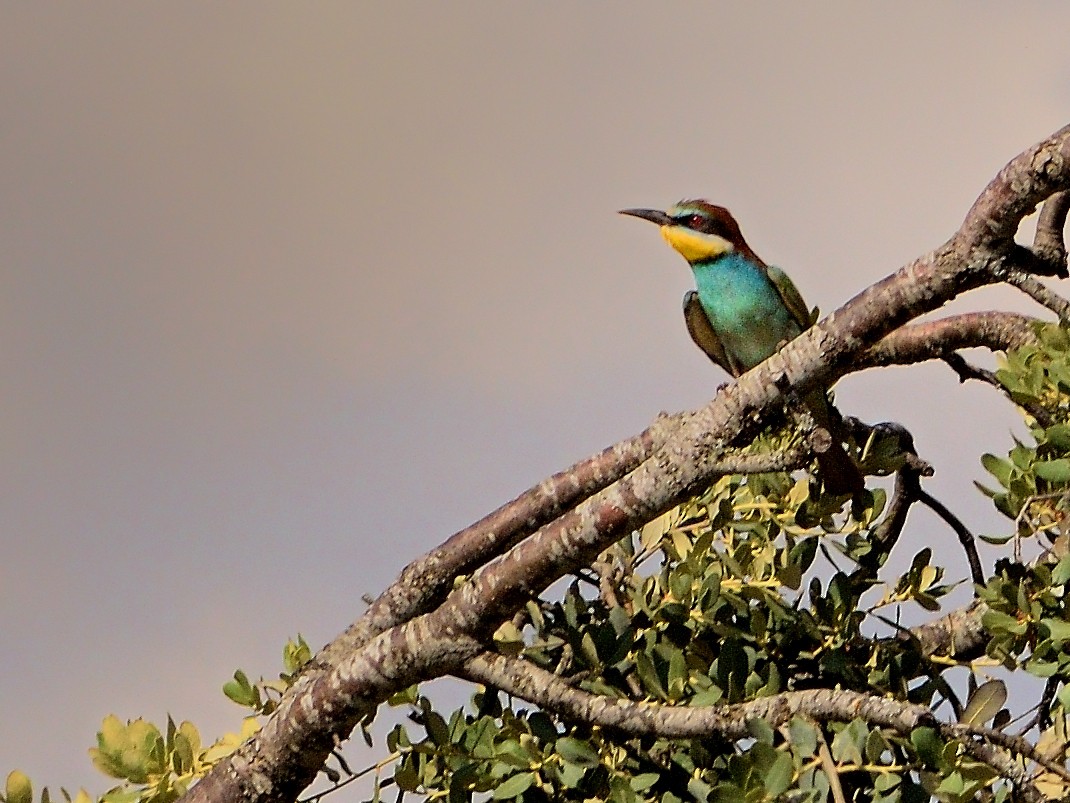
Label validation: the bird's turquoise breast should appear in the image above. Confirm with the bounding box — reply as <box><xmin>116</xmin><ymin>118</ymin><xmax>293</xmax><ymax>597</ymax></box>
<box><xmin>691</xmin><ymin>253</ymin><xmax>802</xmax><ymax>371</ymax></box>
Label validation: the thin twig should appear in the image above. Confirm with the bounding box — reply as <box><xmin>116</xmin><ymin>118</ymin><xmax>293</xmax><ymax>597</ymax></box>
<box><xmin>814</xmin><ymin>726</ymin><xmax>848</xmax><ymax>803</ymax></box>
<box><xmin>850</xmin><ymin>465</ymin><xmax>919</xmax><ymax>581</ymax></box>
<box><xmin>945</xmin><ymin>720</ymin><xmax>1070</xmax><ymax>785</ymax></box>
<box><xmin>1005</xmin><ymin>269</ymin><xmax>1070</xmax><ymax>321</ymax></box>
<box><xmin>917</xmin><ymin>488</ymin><xmax>985</xmax><ymax>587</ymax></box>
<box><xmin>942</xmin><ymin>352</ymin><xmax>1054</xmax><ymax>427</ymax></box>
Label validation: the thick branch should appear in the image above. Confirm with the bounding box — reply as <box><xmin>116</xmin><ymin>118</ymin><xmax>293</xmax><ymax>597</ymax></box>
<box><xmin>908</xmin><ymin>599</ymin><xmax>988</xmax><ymax>660</ymax></box>
<box><xmin>464</xmin><ymin>652</ymin><xmax>1049</xmax><ymax>799</ymax></box>
<box><xmin>861</xmin><ymin>312</ymin><xmax>1050</xmax><ymax>425</ymax></box>
<box><xmin>857</xmin><ymin>312</ymin><xmax>1037</xmax><ymax>370</ymax></box>
<box><xmin>461</xmin><ymin>652</ymin><xmax>933</xmax><ymax>740</ymax></box>
<box><xmin>1032</xmin><ymin>190</ymin><xmax>1070</xmax><ymax>274</ymax></box>
<box><xmin>960</xmin><ymin>124</ymin><xmax>1070</xmax><ymax>246</ymax></box>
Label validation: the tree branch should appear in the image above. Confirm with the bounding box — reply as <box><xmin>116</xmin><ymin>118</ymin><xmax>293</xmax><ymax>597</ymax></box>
<box><xmin>916</xmin><ymin>488</ymin><xmax>984</xmax><ymax>587</ymax></box>
<box><xmin>180</xmin><ymin>124</ymin><xmax>1070</xmax><ymax>803</ymax></box>
<box><xmin>1034</xmin><ymin>189</ymin><xmax>1070</xmax><ymax>272</ymax></box>
<box><xmin>907</xmin><ymin>599</ymin><xmax>988</xmax><ymax>660</ymax></box>
<box><xmin>461</xmin><ymin>651</ymin><xmax>933</xmax><ymax>740</ymax></box>
<box><xmin>463</xmin><ymin>651</ymin><xmax>1050</xmax><ymax>799</ymax></box>
<box><xmin>858</xmin><ymin>312</ymin><xmax>1037</xmax><ymax>370</ymax></box>
<box><xmin>1005</xmin><ymin>270</ymin><xmax>1070</xmax><ymax>321</ymax></box>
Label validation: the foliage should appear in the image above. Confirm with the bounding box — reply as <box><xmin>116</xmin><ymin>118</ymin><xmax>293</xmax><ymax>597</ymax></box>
<box><xmin>366</xmin><ymin>323</ymin><xmax>1070</xmax><ymax>802</ymax></box>
<box><xmin>9</xmin><ymin>325</ymin><xmax>1070</xmax><ymax>801</ymax></box>
<box><xmin>378</xmin><ymin>479</ymin><xmax>943</xmax><ymax>803</ymax></box>
<box><xmin>979</xmin><ymin>322</ymin><xmax>1070</xmax><ymax>542</ymax></box>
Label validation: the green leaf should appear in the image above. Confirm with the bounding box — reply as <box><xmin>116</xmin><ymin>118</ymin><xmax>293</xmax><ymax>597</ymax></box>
<box><xmin>935</xmin><ymin>770</ymin><xmax>966</xmax><ymax>797</ymax></box>
<box><xmin>747</xmin><ymin>718</ymin><xmax>775</xmax><ymax>745</ymax></box>
<box><xmin>5</xmin><ymin>771</ymin><xmax>32</xmax><ymax>803</ymax></box>
<box><xmin>715</xmin><ymin>640</ymin><xmax>747</xmax><ymax>702</ymax></box>
<box><xmin>787</xmin><ymin>717</ymin><xmax>818</xmax><ymax>759</ymax></box>
<box><xmin>635</xmin><ymin>651</ymin><xmax>668</xmax><ymax>699</ymax></box>
<box><xmin>1041</xmin><ymin>617</ymin><xmax>1070</xmax><ymax>646</ymax></box>
<box><xmin>492</xmin><ymin>772</ymin><xmax>534</xmax><ymax>799</ymax></box>
<box><xmin>1045</xmin><ymin>424</ymin><xmax>1070</xmax><ymax>450</ymax></box>
<box><xmin>910</xmin><ymin>727</ymin><xmax>943</xmax><ymax>768</ymax></box>
<box><xmin>90</xmin><ymin>716</ymin><xmax>165</xmax><ymax>783</ymax></box>
<box><xmin>1035</xmin><ymin>459</ymin><xmax>1070</xmax><ymax>483</ymax></box>
<box><xmin>982</xmin><ymin>608</ymin><xmax>1026</xmax><ymax>636</ymax></box>
<box><xmin>874</xmin><ymin>772</ymin><xmax>901</xmax><ymax>794</ymax></box>
<box><xmin>630</xmin><ymin>772</ymin><xmax>660</xmax><ymax>792</ymax></box>
<box><xmin>1027</xmin><ymin>658</ymin><xmax>1059</xmax><ymax>677</ymax></box>
<box><xmin>527</xmin><ymin>711</ymin><xmax>558</xmax><ymax>744</ymax></box>
<box><xmin>494</xmin><ymin>738</ymin><xmax>533</xmax><ymax>768</ymax></box>
<box><xmin>666</xmin><ymin>647</ymin><xmax>687</xmax><ymax>700</ymax></box>
<box><xmin>687</xmin><ymin>775</ymin><xmax>713</xmax><ymax>803</ymax></box>
<box><xmin>172</xmin><ymin>730</ymin><xmax>195</xmax><ymax>774</ymax></box>
<box><xmin>449</xmin><ymin>764</ymin><xmax>479</xmax><ymax>803</ymax></box>
<box><xmin>1053</xmin><ymin>555</ymin><xmax>1070</xmax><ymax>585</ymax></box>
<box><xmin>557</xmin><ymin>760</ymin><xmax>585</xmax><ymax>787</ymax></box>
<box><xmin>1040</xmin><ymin>323</ymin><xmax>1070</xmax><ymax>351</ymax></box>
<box><xmin>960</xmin><ymin>680</ymin><xmax>1007</xmax><ymax>726</ymax></box>
<box><xmin>223</xmin><ymin>670</ymin><xmax>258</xmax><ymax>708</ymax></box>
<box><xmin>388</xmin><ymin>684</ymin><xmax>420</xmax><ymax>706</ymax></box>
<box><xmin>763</xmin><ymin>751</ymin><xmax>794</xmax><ymax>797</ymax></box>
<box><xmin>494</xmin><ymin>621</ymin><xmax>525</xmax><ymax>657</ymax></box>
<box><xmin>579</xmin><ymin>632</ymin><xmax>600</xmax><ymax>667</ymax></box>
<box><xmin>393</xmin><ymin>761</ymin><xmax>420</xmax><ymax>792</ymax></box>
<box><xmin>1057</xmin><ymin>683</ymin><xmax>1070</xmax><ymax>712</ymax></box>
<box><xmin>555</xmin><ymin>736</ymin><xmax>600</xmax><ymax>768</ymax></box>
<box><xmin>425</xmin><ymin>711</ymin><xmax>450</xmax><ymax>746</ymax></box>
<box><xmin>282</xmin><ymin>634</ymin><xmax>312</xmax><ymax>675</ymax></box>
<box><xmin>830</xmin><ymin>719</ymin><xmax>867</xmax><ymax>766</ymax></box>
<box><xmin>981</xmin><ymin>453</ymin><xmax>1014</xmax><ymax>487</ymax></box>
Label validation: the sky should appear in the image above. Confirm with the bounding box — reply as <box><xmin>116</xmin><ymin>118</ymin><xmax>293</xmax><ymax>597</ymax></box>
<box><xmin>3</xmin><ymin>3</ymin><xmax>1070</xmax><ymax>794</ymax></box>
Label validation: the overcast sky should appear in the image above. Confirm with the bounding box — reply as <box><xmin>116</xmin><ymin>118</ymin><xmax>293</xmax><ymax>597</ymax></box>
<box><xmin>3</xmin><ymin>3</ymin><xmax>1069</xmax><ymax>793</ymax></box>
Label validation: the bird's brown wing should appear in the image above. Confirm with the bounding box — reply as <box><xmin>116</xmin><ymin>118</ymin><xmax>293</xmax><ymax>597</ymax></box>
<box><xmin>682</xmin><ymin>291</ymin><xmax>742</xmax><ymax>377</ymax></box>
<box><xmin>766</xmin><ymin>265</ymin><xmax>815</xmax><ymax>330</ymax></box>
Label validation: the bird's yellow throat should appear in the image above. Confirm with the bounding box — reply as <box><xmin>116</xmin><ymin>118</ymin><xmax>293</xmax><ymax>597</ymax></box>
<box><xmin>660</xmin><ymin>225</ymin><xmax>733</xmax><ymax>262</ymax></box>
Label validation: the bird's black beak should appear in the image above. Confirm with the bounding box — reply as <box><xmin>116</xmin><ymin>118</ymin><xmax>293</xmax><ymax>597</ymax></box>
<box><xmin>618</xmin><ymin>208</ymin><xmax>673</xmax><ymax>226</ymax></box>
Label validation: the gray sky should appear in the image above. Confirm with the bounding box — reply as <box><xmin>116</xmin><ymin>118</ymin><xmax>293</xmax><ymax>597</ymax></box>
<box><xmin>3</xmin><ymin>3</ymin><xmax>1068</xmax><ymax>792</ymax></box>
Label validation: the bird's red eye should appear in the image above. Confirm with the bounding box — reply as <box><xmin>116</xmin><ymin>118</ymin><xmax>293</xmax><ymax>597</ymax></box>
<box><xmin>689</xmin><ymin>214</ymin><xmax>704</xmax><ymax>228</ymax></box>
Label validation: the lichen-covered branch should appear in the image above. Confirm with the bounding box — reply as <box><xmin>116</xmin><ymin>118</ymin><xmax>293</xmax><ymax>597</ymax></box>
<box><xmin>908</xmin><ymin>599</ymin><xmax>989</xmax><ymax>660</ymax></box>
<box><xmin>859</xmin><ymin>312</ymin><xmax>1037</xmax><ymax>370</ymax></box>
<box><xmin>462</xmin><ymin>651</ymin><xmax>934</xmax><ymax>739</ymax></box>
<box><xmin>1035</xmin><ymin>190</ymin><xmax>1070</xmax><ymax>270</ymax></box>
<box><xmin>463</xmin><ymin>651</ymin><xmax>1056</xmax><ymax>800</ymax></box>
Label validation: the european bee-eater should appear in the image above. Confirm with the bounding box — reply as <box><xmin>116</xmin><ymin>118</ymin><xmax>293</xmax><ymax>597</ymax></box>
<box><xmin>620</xmin><ymin>201</ymin><xmax>863</xmax><ymax>496</ymax></box>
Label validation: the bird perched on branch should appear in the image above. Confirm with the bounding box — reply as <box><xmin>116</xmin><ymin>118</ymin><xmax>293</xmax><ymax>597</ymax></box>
<box><xmin>620</xmin><ymin>200</ymin><xmax>863</xmax><ymax>496</ymax></box>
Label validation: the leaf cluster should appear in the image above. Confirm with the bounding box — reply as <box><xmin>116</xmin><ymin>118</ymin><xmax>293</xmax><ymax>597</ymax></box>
<box><xmin>378</xmin><ymin>474</ymin><xmax>983</xmax><ymax>803</ymax></box>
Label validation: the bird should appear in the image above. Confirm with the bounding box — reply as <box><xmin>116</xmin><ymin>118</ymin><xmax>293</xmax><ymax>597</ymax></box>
<box><xmin>619</xmin><ymin>200</ymin><xmax>863</xmax><ymax>496</ymax></box>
